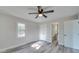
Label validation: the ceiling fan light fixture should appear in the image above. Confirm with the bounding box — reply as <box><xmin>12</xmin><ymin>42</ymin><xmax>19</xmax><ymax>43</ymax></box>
<box><xmin>28</xmin><ymin>6</ymin><xmax>54</xmax><ymax>18</ymax></box>
<box><xmin>39</xmin><ymin>14</ymin><xmax>43</xmax><ymax>16</ymax></box>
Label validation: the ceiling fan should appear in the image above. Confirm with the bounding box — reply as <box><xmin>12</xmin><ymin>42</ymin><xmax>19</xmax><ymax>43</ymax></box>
<box><xmin>28</xmin><ymin>6</ymin><xmax>54</xmax><ymax>18</ymax></box>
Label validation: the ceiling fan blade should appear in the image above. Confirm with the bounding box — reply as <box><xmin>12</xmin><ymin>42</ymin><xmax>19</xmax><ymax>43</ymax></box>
<box><xmin>43</xmin><ymin>10</ymin><xmax>54</xmax><ymax>13</ymax></box>
<box><xmin>35</xmin><ymin>15</ymin><xmax>39</xmax><ymax>18</ymax></box>
<box><xmin>28</xmin><ymin>12</ymin><xmax>38</xmax><ymax>14</ymax></box>
<box><xmin>43</xmin><ymin>14</ymin><xmax>47</xmax><ymax>18</ymax></box>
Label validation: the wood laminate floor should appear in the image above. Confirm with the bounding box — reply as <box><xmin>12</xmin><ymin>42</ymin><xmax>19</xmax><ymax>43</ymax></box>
<box><xmin>2</xmin><ymin>40</ymin><xmax>79</xmax><ymax>53</ymax></box>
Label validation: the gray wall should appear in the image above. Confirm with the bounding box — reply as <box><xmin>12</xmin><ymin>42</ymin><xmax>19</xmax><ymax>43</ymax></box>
<box><xmin>58</xmin><ymin>22</ymin><xmax>64</xmax><ymax>45</ymax></box>
<box><xmin>39</xmin><ymin>23</ymin><xmax>52</xmax><ymax>42</ymax></box>
<box><xmin>0</xmin><ymin>13</ymin><xmax>39</xmax><ymax>50</ymax></box>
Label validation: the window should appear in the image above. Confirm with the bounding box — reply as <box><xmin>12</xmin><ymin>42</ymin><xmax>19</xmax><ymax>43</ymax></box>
<box><xmin>18</xmin><ymin>23</ymin><xmax>25</xmax><ymax>37</ymax></box>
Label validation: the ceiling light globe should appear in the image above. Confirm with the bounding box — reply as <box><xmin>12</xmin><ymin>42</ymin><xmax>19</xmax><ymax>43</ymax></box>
<box><xmin>39</xmin><ymin>14</ymin><xmax>42</xmax><ymax>16</ymax></box>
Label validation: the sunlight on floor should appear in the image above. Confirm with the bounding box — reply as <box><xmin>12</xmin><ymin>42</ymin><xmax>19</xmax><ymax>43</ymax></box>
<box><xmin>31</xmin><ymin>41</ymin><xmax>44</xmax><ymax>50</ymax></box>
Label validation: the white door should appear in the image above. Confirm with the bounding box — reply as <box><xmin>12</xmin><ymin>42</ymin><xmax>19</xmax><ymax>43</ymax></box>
<box><xmin>73</xmin><ymin>20</ymin><xmax>79</xmax><ymax>49</ymax></box>
<box><xmin>64</xmin><ymin>21</ymin><xmax>73</xmax><ymax>48</ymax></box>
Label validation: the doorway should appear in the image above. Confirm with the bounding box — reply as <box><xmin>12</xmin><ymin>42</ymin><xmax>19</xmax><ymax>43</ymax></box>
<box><xmin>51</xmin><ymin>23</ymin><xmax>58</xmax><ymax>47</ymax></box>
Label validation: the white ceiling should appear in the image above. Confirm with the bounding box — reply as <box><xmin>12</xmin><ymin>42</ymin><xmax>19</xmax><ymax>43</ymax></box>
<box><xmin>0</xmin><ymin>6</ymin><xmax>79</xmax><ymax>23</ymax></box>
